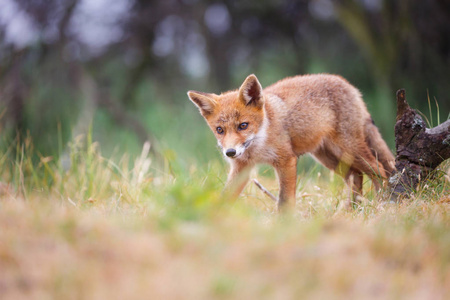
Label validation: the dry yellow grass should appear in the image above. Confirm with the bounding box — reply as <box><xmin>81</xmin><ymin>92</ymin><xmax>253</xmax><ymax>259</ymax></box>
<box><xmin>0</xmin><ymin>139</ymin><xmax>449</xmax><ymax>299</ymax></box>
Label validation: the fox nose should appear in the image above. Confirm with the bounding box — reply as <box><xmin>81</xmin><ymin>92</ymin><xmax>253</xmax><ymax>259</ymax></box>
<box><xmin>225</xmin><ymin>148</ymin><xmax>236</xmax><ymax>157</ymax></box>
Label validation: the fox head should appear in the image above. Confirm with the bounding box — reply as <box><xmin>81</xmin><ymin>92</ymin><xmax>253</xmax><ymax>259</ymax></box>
<box><xmin>187</xmin><ymin>74</ymin><xmax>267</xmax><ymax>160</ymax></box>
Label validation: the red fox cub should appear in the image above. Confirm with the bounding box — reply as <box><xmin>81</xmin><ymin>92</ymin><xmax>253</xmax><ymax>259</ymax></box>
<box><xmin>187</xmin><ymin>74</ymin><xmax>394</xmax><ymax>211</ymax></box>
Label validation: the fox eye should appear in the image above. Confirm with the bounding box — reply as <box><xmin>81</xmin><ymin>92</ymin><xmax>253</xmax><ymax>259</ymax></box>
<box><xmin>216</xmin><ymin>127</ymin><xmax>224</xmax><ymax>134</ymax></box>
<box><xmin>238</xmin><ymin>122</ymin><xmax>248</xmax><ymax>130</ymax></box>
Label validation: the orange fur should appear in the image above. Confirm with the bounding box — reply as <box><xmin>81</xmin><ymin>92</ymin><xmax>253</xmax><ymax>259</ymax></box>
<box><xmin>188</xmin><ymin>74</ymin><xmax>394</xmax><ymax>211</ymax></box>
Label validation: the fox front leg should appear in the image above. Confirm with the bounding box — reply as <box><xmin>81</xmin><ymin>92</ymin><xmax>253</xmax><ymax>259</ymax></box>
<box><xmin>274</xmin><ymin>156</ymin><xmax>298</xmax><ymax>211</ymax></box>
<box><xmin>223</xmin><ymin>163</ymin><xmax>251</xmax><ymax>201</ymax></box>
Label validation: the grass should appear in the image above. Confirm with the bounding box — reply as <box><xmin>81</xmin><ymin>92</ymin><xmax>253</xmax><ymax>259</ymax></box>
<box><xmin>0</xmin><ymin>135</ymin><xmax>450</xmax><ymax>299</ymax></box>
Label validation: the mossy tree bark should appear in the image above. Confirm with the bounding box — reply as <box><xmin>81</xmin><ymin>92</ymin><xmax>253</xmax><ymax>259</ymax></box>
<box><xmin>388</xmin><ymin>89</ymin><xmax>450</xmax><ymax>199</ymax></box>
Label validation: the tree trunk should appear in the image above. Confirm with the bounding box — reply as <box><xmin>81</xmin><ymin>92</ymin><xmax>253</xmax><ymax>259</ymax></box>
<box><xmin>388</xmin><ymin>89</ymin><xmax>450</xmax><ymax>199</ymax></box>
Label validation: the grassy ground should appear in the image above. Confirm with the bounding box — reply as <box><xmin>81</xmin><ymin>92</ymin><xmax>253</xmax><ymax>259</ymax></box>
<box><xmin>1</xmin><ymin>136</ymin><xmax>450</xmax><ymax>300</ymax></box>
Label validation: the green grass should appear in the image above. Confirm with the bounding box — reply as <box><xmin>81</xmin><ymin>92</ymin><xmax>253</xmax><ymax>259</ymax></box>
<box><xmin>0</xmin><ymin>135</ymin><xmax>449</xmax><ymax>299</ymax></box>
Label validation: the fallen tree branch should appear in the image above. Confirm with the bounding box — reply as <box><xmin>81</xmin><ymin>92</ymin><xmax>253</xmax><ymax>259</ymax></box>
<box><xmin>388</xmin><ymin>89</ymin><xmax>450</xmax><ymax>199</ymax></box>
<box><xmin>252</xmin><ymin>179</ymin><xmax>277</xmax><ymax>202</ymax></box>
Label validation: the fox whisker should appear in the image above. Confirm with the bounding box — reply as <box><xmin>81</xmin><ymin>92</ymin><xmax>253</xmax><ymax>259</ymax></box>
<box><xmin>244</xmin><ymin>138</ymin><xmax>255</xmax><ymax>148</ymax></box>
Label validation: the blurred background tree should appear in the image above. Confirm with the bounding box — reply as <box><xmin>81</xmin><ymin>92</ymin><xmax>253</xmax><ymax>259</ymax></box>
<box><xmin>0</xmin><ymin>0</ymin><xmax>449</xmax><ymax>167</ymax></box>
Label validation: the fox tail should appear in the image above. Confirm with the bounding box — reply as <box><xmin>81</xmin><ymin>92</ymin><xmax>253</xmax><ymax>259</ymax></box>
<box><xmin>365</xmin><ymin>119</ymin><xmax>395</xmax><ymax>177</ymax></box>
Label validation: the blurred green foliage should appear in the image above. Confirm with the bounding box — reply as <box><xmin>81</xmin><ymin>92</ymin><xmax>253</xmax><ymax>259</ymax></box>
<box><xmin>0</xmin><ymin>0</ymin><xmax>449</xmax><ymax>171</ymax></box>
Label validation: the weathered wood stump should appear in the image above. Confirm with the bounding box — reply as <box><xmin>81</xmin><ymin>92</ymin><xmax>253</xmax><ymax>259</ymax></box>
<box><xmin>388</xmin><ymin>89</ymin><xmax>450</xmax><ymax>199</ymax></box>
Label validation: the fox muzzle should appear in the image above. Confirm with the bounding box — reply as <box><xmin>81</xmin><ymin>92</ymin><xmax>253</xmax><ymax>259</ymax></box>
<box><xmin>225</xmin><ymin>148</ymin><xmax>237</xmax><ymax>157</ymax></box>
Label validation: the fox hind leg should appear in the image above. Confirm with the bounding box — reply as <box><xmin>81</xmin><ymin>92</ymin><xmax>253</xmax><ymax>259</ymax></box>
<box><xmin>345</xmin><ymin>169</ymin><xmax>363</xmax><ymax>208</ymax></box>
<box><xmin>313</xmin><ymin>144</ymin><xmax>364</xmax><ymax>206</ymax></box>
<box><xmin>351</xmin><ymin>144</ymin><xmax>387</xmax><ymax>192</ymax></box>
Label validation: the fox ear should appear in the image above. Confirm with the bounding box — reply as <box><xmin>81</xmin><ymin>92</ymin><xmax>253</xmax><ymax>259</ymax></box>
<box><xmin>187</xmin><ymin>91</ymin><xmax>216</xmax><ymax>116</ymax></box>
<box><xmin>239</xmin><ymin>74</ymin><xmax>264</xmax><ymax>108</ymax></box>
